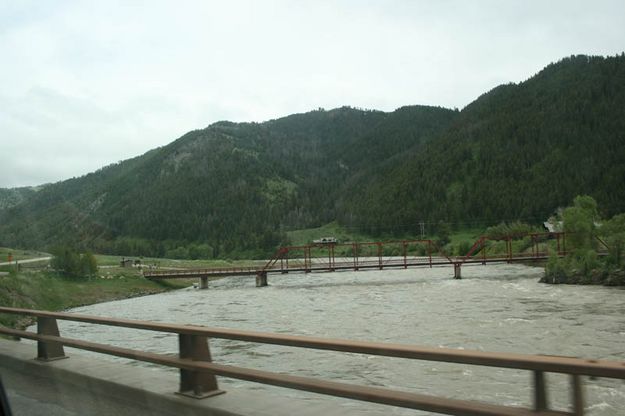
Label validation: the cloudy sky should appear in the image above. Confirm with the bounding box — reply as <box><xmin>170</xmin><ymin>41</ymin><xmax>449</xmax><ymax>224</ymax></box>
<box><xmin>1</xmin><ymin>0</ymin><xmax>624</xmax><ymax>188</ymax></box>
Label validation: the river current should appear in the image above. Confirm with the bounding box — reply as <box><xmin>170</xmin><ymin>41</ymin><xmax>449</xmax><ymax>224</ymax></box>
<box><xmin>57</xmin><ymin>264</ymin><xmax>625</xmax><ymax>415</ymax></box>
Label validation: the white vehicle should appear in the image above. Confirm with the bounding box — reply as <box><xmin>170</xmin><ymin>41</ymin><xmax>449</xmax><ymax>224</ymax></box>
<box><xmin>312</xmin><ymin>237</ymin><xmax>337</xmax><ymax>244</ymax></box>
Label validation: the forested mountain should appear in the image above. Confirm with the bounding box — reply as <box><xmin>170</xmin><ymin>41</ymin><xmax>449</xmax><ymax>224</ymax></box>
<box><xmin>0</xmin><ymin>105</ymin><xmax>456</xmax><ymax>258</ymax></box>
<box><xmin>0</xmin><ymin>187</ymin><xmax>39</xmax><ymax>210</ymax></box>
<box><xmin>337</xmin><ymin>54</ymin><xmax>625</xmax><ymax>234</ymax></box>
<box><xmin>1</xmin><ymin>54</ymin><xmax>624</xmax><ymax>258</ymax></box>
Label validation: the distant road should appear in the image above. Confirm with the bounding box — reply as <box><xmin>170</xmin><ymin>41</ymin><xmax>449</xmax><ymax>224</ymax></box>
<box><xmin>0</xmin><ymin>257</ymin><xmax>51</xmax><ymax>267</ymax></box>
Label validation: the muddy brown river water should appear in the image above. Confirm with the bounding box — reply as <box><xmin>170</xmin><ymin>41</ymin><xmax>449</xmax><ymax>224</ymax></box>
<box><xmin>56</xmin><ymin>264</ymin><xmax>625</xmax><ymax>415</ymax></box>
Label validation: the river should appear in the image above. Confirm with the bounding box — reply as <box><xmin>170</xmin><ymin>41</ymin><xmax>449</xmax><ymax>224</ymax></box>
<box><xmin>56</xmin><ymin>264</ymin><xmax>625</xmax><ymax>415</ymax></box>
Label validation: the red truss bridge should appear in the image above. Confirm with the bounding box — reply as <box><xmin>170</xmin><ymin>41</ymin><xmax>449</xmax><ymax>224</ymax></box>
<box><xmin>143</xmin><ymin>232</ymin><xmax>610</xmax><ymax>288</ymax></box>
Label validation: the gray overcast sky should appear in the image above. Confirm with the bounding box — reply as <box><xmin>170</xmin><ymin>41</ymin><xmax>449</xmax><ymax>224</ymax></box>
<box><xmin>1</xmin><ymin>0</ymin><xmax>624</xmax><ymax>188</ymax></box>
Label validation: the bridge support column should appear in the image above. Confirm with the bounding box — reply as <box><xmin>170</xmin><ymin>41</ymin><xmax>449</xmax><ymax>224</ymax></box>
<box><xmin>453</xmin><ymin>263</ymin><xmax>462</xmax><ymax>279</ymax></box>
<box><xmin>199</xmin><ymin>276</ymin><xmax>209</xmax><ymax>289</ymax></box>
<box><xmin>256</xmin><ymin>271</ymin><xmax>268</xmax><ymax>287</ymax></box>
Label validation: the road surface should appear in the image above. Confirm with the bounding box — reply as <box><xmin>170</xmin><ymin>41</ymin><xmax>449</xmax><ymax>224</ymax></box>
<box><xmin>0</xmin><ymin>257</ymin><xmax>51</xmax><ymax>267</ymax></box>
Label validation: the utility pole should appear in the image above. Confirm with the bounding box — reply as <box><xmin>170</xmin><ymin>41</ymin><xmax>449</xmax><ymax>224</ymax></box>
<box><xmin>419</xmin><ymin>221</ymin><xmax>425</xmax><ymax>239</ymax></box>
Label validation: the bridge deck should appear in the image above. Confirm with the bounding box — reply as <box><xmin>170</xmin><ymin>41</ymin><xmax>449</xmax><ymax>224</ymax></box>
<box><xmin>143</xmin><ymin>255</ymin><xmax>553</xmax><ymax>280</ymax></box>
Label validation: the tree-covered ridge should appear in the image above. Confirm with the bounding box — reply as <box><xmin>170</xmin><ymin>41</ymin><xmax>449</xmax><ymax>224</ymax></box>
<box><xmin>0</xmin><ymin>105</ymin><xmax>456</xmax><ymax>258</ymax></box>
<box><xmin>1</xmin><ymin>54</ymin><xmax>624</xmax><ymax>258</ymax></box>
<box><xmin>337</xmin><ymin>54</ymin><xmax>625</xmax><ymax>234</ymax></box>
<box><xmin>0</xmin><ymin>187</ymin><xmax>38</xmax><ymax>210</ymax></box>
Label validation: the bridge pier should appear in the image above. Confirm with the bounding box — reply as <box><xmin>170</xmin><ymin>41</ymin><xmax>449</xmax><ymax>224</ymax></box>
<box><xmin>453</xmin><ymin>263</ymin><xmax>462</xmax><ymax>279</ymax></box>
<box><xmin>199</xmin><ymin>276</ymin><xmax>209</xmax><ymax>289</ymax></box>
<box><xmin>256</xmin><ymin>271</ymin><xmax>268</xmax><ymax>287</ymax></box>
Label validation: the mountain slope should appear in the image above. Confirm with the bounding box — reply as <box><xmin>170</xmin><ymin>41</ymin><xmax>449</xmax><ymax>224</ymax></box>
<box><xmin>0</xmin><ymin>187</ymin><xmax>40</xmax><ymax>210</ymax></box>
<box><xmin>0</xmin><ymin>106</ymin><xmax>456</xmax><ymax>257</ymax></box>
<box><xmin>337</xmin><ymin>54</ymin><xmax>625</xmax><ymax>234</ymax></box>
<box><xmin>2</xmin><ymin>54</ymin><xmax>624</xmax><ymax>257</ymax></box>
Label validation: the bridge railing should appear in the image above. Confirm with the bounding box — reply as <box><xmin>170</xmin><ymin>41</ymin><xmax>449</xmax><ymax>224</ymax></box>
<box><xmin>261</xmin><ymin>240</ymin><xmax>451</xmax><ymax>274</ymax></box>
<box><xmin>144</xmin><ymin>266</ymin><xmax>260</xmax><ymax>278</ymax></box>
<box><xmin>459</xmin><ymin>232</ymin><xmax>611</xmax><ymax>265</ymax></box>
<box><xmin>1</xmin><ymin>307</ymin><xmax>624</xmax><ymax>415</ymax></box>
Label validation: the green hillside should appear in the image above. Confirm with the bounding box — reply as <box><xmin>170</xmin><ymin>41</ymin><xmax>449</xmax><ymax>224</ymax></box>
<box><xmin>337</xmin><ymin>54</ymin><xmax>625</xmax><ymax>234</ymax></box>
<box><xmin>0</xmin><ymin>106</ymin><xmax>456</xmax><ymax>258</ymax></box>
<box><xmin>0</xmin><ymin>187</ymin><xmax>38</xmax><ymax>210</ymax></box>
<box><xmin>1</xmin><ymin>54</ymin><xmax>624</xmax><ymax>258</ymax></box>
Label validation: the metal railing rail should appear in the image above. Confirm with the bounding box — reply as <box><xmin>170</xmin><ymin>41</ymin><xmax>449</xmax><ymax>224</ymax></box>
<box><xmin>2</xmin><ymin>307</ymin><xmax>624</xmax><ymax>415</ymax></box>
<box><xmin>144</xmin><ymin>266</ymin><xmax>259</xmax><ymax>277</ymax></box>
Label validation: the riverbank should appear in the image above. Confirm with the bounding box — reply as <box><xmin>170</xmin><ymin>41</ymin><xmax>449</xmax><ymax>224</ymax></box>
<box><xmin>0</xmin><ymin>269</ymin><xmax>193</xmax><ymax>329</ymax></box>
<box><xmin>539</xmin><ymin>267</ymin><xmax>625</xmax><ymax>286</ymax></box>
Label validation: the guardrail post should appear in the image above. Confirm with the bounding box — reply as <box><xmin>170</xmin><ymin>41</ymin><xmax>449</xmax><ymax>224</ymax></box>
<box><xmin>533</xmin><ymin>370</ymin><xmax>548</xmax><ymax>411</ymax></box>
<box><xmin>571</xmin><ymin>375</ymin><xmax>584</xmax><ymax>416</ymax></box>
<box><xmin>177</xmin><ymin>334</ymin><xmax>223</xmax><ymax>398</ymax></box>
<box><xmin>37</xmin><ymin>317</ymin><xmax>67</xmax><ymax>361</ymax></box>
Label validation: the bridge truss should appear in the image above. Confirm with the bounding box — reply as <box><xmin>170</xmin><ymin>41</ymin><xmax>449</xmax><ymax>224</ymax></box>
<box><xmin>144</xmin><ymin>231</ymin><xmax>611</xmax><ymax>287</ymax></box>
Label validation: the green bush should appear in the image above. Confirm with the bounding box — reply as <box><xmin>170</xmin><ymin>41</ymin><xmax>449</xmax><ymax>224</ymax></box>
<box><xmin>51</xmin><ymin>246</ymin><xmax>97</xmax><ymax>278</ymax></box>
<box><xmin>578</xmin><ymin>249</ymin><xmax>598</xmax><ymax>276</ymax></box>
<box><xmin>165</xmin><ymin>246</ymin><xmax>189</xmax><ymax>259</ymax></box>
<box><xmin>485</xmin><ymin>221</ymin><xmax>538</xmax><ymax>240</ymax></box>
<box><xmin>457</xmin><ymin>241</ymin><xmax>472</xmax><ymax>256</ymax></box>
<box><xmin>436</xmin><ymin>221</ymin><xmax>451</xmax><ymax>246</ymax></box>
<box><xmin>545</xmin><ymin>254</ymin><xmax>573</xmax><ymax>283</ymax></box>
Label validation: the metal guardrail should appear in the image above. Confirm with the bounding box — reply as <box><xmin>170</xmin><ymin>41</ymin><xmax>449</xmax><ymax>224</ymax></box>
<box><xmin>1</xmin><ymin>307</ymin><xmax>624</xmax><ymax>415</ymax></box>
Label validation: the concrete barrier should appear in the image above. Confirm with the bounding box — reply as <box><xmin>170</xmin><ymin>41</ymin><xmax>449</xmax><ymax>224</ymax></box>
<box><xmin>0</xmin><ymin>339</ymin><xmax>369</xmax><ymax>416</ymax></box>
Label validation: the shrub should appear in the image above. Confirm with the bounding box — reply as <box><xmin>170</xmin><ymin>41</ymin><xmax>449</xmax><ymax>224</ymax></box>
<box><xmin>457</xmin><ymin>241</ymin><xmax>472</xmax><ymax>256</ymax></box>
<box><xmin>545</xmin><ymin>254</ymin><xmax>568</xmax><ymax>283</ymax></box>
<box><xmin>51</xmin><ymin>246</ymin><xmax>98</xmax><ymax>278</ymax></box>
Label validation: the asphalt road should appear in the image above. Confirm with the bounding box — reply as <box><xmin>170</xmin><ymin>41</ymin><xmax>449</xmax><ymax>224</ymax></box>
<box><xmin>0</xmin><ymin>256</ymin><xmax>51</xmax><ymax>266</ymax></box>
<box><xmin>1</xmin><ymin>367</ymin><xmax>188</xmax><ymax>416</ymax></box>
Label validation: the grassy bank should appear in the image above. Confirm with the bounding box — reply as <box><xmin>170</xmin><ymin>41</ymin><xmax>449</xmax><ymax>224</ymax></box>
<box><xmin>287</xmin><ymin>221</ymin><xmax>482</xmax><ymax>244</ymax></box>
<box><xmin>287</xmin><ymin>222</ymin><xmax>485</xmax><ymax>255</ymax></box>
<box><xmin>0</xmin><ymin>269</ymin><xmax>192</xmax><ymax>329</ymax></box>
<box><xmin>95</xmin><ymin>254</ymin><xmax>264</xmax><ymax>268</ymax></box>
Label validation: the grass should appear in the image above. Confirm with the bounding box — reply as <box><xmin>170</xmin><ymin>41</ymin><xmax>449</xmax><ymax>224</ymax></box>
<box><xmin>94</xmin><ymin>254</ymin><xmax>264</xmax><ymax>268</ymax></box>
<box><xmin>286</xmin><ymin>222</ymin><xmax>486</xmax><ymax>247</ymax></box>
<box><xmin>448</xmin><ymin>229</ymin><xmax>483</xmax><ymax>245</ymax></box>
<box><xmin>0</xmin><ymin>247</ymin><xmax>236</xmax><ymax>331</ymax></box>
<box><xmin>286</xmin><ymin>221</ymin><xmax>424</xmax><ymax>246</ymax></box>
<box><xmin>0</xmin><ymin>269</ymin><xmax>191</xmax><ymax>330</ymax></box>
